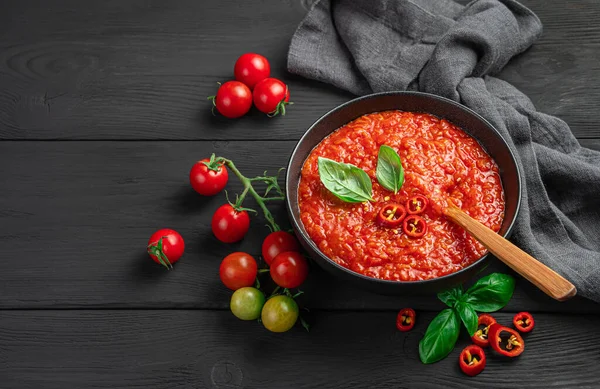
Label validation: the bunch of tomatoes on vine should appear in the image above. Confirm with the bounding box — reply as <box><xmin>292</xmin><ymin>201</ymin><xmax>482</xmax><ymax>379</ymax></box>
<box><xmin>146</xmin><ymin>53</ymin><xmax>307</xmax><ymax>333</ymax></box>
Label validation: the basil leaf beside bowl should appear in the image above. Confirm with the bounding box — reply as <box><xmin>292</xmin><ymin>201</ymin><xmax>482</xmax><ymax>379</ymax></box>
<box><xmin>437</xmin><ymin>287</ymin><xmax>463</xmax><ymax>308</ymax></box>
<box><xmin>318</xmin><ymin>157</ymin><xmax>373</xmax><ymax>203</ymax></box>
<box><xmin>454</xmin><ymin>300</ymin><xmax>478</xmax><ymax>336</ymax></box>
<box><xmin>419</xmin><ymin>308</ymin><xmax>460</xmax><ymax>364</ymax></box>
<box><xmin>376</xmin><ymin>145</ymin><xmax>404</xmax><ymax>193</ymax></box>
<box><xmin>464</xmin><ymin>273</ymin><xmax>516</xmax><ymax>312</ymax></box>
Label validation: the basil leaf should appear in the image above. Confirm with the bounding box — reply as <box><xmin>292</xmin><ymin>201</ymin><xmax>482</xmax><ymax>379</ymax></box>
<box><xmin>464</xmin><ymin>273</ymin><xmax>515</xmax><ymax>312</ymax></box>
<box><xmin>376</xmin><ymin>145</ymin><xmax>404</xmax><ymax>193</ymax></box>
<box><xmin>318</xmin><ymin>157</ymin><xmax>373</xmax><ymax>203</ymax></box>
<box><xmin>437</xmin><ymin>287</ymin><xmax>464</xmax><ymax>308</ymax></box>
<box><xmin>419</xmin><ymin>308</ymin><xmax>460</xmax><ymax>364</ymax></box>
<box><xmin>455</xmin><ymin>301</ymin><xmax>478</xmax><ymax>336</ymax></box>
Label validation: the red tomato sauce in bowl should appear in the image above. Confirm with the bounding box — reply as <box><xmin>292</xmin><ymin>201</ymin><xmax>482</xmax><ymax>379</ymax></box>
<box><xmin>298</xmin><ymin>111</ymin><xmax>505</xmax><ymax>282</ymax></box>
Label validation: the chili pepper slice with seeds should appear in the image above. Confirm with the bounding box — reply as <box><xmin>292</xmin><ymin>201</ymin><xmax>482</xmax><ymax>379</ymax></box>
<box><xmin>488</xmin><ymin>323</ymin><xmax>525</xmax><ymax>357</ymax></box>
<box><xmin>513</xmin><ymin>312</ymin><xmax>535</xmax><ymax>333</ymax></box>
<box><xmin>403</xmin><ymin>215</ymin><xmax>427</xmax><ymax>238</ymax></box>
<box><xmin>376</xmin><ymin>203</ymin><xmax>407</xmax><ymax>228</ymax></box>
<box><xmin>471</xmin><ymin>313</ymin><xmax>497</xmax><ymax>347</ymax></box>
<box><xmin>396</xmin><ymin>308</ymin><xmax>416</xmax><ymax>331</ymax></box>
<box><xmin>459</xmin><ymin>345</ymin><xmax>486</xmax><ymax>376</ymax></box>
<box><xmin>406</xmin><ymin>195</ymin><xmax>428</xmax><ymax>215</ymax></box>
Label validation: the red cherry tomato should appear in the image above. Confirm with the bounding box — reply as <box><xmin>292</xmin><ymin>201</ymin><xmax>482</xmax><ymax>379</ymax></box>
<box><xmin>219</xmin><ymin>252</ymin><xmax>258</xmax><ymax>290</ymax></box>
<box><xmin>234</xmin><ymin>53</ymin><xmax>271</xmax><ymax>89</ymax></box>
<box><xmin>211</xmin><ymin>204</ymin><xmax>250</xmax><ymax>243</ymax></box>
<box><xmin>189</xmin><ymin>158</ymin><xmax>228</xmax><ymax>196</ymax></box>
<box><xmin>262</xmin><ymin>231</ymin><xmax>300</xmax><ymax>265</ymax></box>
<box><xmin>270</xmin><ymin>251</ymin><xmax>309</xmax><ymax>289</ymax></box>
<box><xmin>147</xmin><ymin>228</ymin><xmax>185</xmax><ymax>269</ymax></box>
<box><xmin>253</xmin><ymin>78</ymin><xmax>291</xmax><ymax>116</ymax></box>
<box><xmin>211</xmin><ymin>81</ymin><xmax>252</xmax><ymax>118</ymax></box>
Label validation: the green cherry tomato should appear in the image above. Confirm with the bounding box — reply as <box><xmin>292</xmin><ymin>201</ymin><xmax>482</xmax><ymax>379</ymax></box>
<box><xmin>230</xmin><ymin>287</ymin><xmax>265</xmax><ymax>321</ymax></box>
<box><xmin>261</xmin><ymin>295</ymin><xmax>299</xmax><ymax>333</ymax></box>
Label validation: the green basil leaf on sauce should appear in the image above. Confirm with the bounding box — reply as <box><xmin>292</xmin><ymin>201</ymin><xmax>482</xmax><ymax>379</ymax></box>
<box><xmin>376</xmin><ymin>145</ymin><xmax>404</xmax><ymax>194</ymax></box>
<box><xmin>455</xmin><ymin>301</ymin><xmax>479</xmax><ymax>336</ymax></box>
<box><xmin>318</xmin><ymin>157</ymin><xmax>373</xmax><ymax>203</ymax></box>
<box><xmin>464</xmin><ymin>273</ymin><xmax>516</xmax><ymax>313</ymax></box>
<box><xmin>419</xmin><ymin>308</ymin><xmax>460</xmax><ymax>364</ymax></box>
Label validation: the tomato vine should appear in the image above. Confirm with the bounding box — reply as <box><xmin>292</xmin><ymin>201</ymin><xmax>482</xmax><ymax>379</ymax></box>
<box><xmin>213</xmin><ymin>154</ymin><xmax>285</xmax><ymax>232</ymax></box>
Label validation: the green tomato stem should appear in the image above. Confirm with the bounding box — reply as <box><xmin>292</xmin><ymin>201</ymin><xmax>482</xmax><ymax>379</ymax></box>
<box><xmin>221</xmin><ymin>158</ymin><xmax>282</xmax><ymax>232</ymax></box>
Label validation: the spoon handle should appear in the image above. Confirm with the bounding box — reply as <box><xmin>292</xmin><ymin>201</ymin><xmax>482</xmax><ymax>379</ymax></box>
<box><xmin>443</xmin><ymin>205</ymin><xmax>576</xmax><ymax>301</ymax></box>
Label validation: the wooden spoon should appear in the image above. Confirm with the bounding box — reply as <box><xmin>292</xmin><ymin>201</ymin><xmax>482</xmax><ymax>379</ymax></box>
<box><xmin>443</xmin><ymin>204</ymin><xmax>577</xmax><ymax>301</ymax></box>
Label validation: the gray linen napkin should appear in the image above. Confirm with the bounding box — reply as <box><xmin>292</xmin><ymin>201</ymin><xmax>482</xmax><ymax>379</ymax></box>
<box><xmin>288</xmin><ymin>0</ymin><xmax>600</xmax><ymax>302</ymax></box>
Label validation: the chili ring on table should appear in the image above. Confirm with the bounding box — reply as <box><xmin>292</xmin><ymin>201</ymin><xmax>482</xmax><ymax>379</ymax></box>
<box><xmin>459</xmin><ymin>345</ymin><xmax>486</xmax><ymax>376</ymax></box>
<box><xmin>471</xmin><ymin>313</ymin><xmax>497</xmax><ymax>347</ymax></box>
<box><xmin>513</xmin><ymin>312</ymin><xmax>535</xmax><ymax>333</ymax></box>
<box><xmin>396</xmin><ymin>308</ymin><xmax>416</xmax><ymax>331</ymax></box>
<box><xmin>488</xmin><ymin>323</ymin><xmax>525</xmax><ymax>357</ymax></box>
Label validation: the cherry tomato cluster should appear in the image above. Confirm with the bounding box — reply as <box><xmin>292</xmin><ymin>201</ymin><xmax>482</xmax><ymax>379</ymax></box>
<box><xmin>188</xmin><ymin>153</ymin><xmax>310</xmax><ymax>332</ymax></box>
<box><xmin>376</xmin><ymin>195</ymin><xmax>429</xmax><ymax>238</ymax></box>
<box><xmin>460</xmin><ymin>312</ymin><xmax>535</xmax><ymax>376</ymax></box>
<box><xmin>220</xmin><ymin>231</ymin><xmax>310</xmax><ymax>333</ymax></box>
<box><xmin>209</xmin><ymin>53</ymin><xmax>292</xmax><ymax>118</ymax></box>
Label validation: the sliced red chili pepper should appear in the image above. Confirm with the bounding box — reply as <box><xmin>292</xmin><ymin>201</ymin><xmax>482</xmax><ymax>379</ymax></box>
<box><xmin>459</xmin><ymin>344</ymin><xmax>486</xmax><ymax>376</ymax></box>
<box><xmin>376</xmin><ymin>203</ymin><xmax>407</xmax><ymax>228</ymax></box>
<box><xmin>402</xmin><ymin>215</ymin><xmax>427</xmax><ymax>238</ymax></box>
<box><xmin>488</xmin><ymin>323</ymin><xmax>525</xmax><ymax>357</ymax></box>
<box><xmin>406</xmin><ymin>195</ymin><xmax>428</xmax><ymax>215</ymax></box>
<box><xmin>396</xmin><ymin>308</ymin><xmax>416</xmax><ymax>331</ymax></box>
<box><xmin>471</xmin><ymin>313</ymin><xmax>497</xmax><ymax>347</ymax></box>
<box><xmin>513</xmin><ymin>312</ymin><xmax>535</xmax><ymax>333</ymax></box>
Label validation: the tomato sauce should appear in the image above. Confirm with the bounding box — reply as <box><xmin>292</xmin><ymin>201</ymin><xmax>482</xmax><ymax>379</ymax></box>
<box><xmin>298</xmin><ymin>111</ymin><xmax>505</xmax><ymax>282</ymax></box>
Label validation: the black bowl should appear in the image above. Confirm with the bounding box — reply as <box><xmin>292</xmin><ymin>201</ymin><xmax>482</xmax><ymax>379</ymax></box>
<box><xmin>285</xmin><ymin>91</ymin><xmax>522</xmax><ymax>295</ymax></box>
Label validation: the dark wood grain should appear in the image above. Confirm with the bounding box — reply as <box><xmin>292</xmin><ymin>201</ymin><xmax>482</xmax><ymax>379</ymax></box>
<box><xmin>1</xmin><ymin>140</ymin><xmax>598</xmax><ymax>312</ymax></box>
<box><xmin>1</xmin><ymin>310</ymin><xmax>599</xmax><ymax>388</ymax></box>
<box><xmin>0</xmin><ymin>0</ymin><xmax>598</xmax><ymax>140</ymax></box>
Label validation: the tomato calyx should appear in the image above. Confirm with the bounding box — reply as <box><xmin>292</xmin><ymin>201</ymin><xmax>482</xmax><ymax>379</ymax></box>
<box><xmin>406</xmin><ymin>195</ymin><xmax>428</xmax><ymax>215</ymax></box>
<box><xmin>217</xmin><ymin>157</ymin><xmax>285</xmax><ymax>232</ymax></box>
<box><xmin>201</xmin><ymin>153</ymin><xmax>226</xmax><ymax>172</ymax></box>
<box><xmin>403</xmin><ymin>215</ymin><xmax>427</xmax><ymax>238</ymax></box>
<box><xmin>459</xmin><ymin>345</ymin><xmax>486</xmax><ymax>376</ymax></box>
<box><xmin>267</xmin><ymin>87</ymin><xmax>293</xmax><ymax>117</ymax></box>
<box><xmin>396</xmin><ymin>308</ymin><xmax>416</xmax><ymax>331</ymax></box>
<box><xmin>513</xmin><ymin>311</ymin><xmax>535</xmax><ymax>333</ymax></box>
<box><xmin>147</xmin><ymin>237</ymin><xmax>173</xmax><ymax>270</ymax></box>
<box><xmin>377</xmin><ymin>203</ymin><xmax>407</xmax><ymax>228</ymax></box>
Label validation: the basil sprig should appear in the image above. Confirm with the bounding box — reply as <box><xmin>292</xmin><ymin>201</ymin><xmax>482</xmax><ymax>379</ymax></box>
<box><xmin>419</xmin><ymin>273</ymin><xmax>516</xmax><ymax>364</ymax></box>
<box><xmin>376</xmin><ymin>145</ymin><xmax>404</xmax><ymax>193</ymax></box>
<box><xmin>318</xmin><ymin>157</ymin><xmax>373</xmax><ymax>203</ymax></box>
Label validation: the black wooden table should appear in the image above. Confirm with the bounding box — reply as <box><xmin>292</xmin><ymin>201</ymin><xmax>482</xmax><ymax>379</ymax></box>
<box><xmin>1</xmin><ymin>1</ymin><xmax>599</xmax><ymax>388</ymax></box>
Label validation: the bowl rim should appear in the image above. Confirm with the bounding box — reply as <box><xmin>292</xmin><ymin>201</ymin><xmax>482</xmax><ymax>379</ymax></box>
<box><xmin>285</xmin><ymin>90</ymin><xmax>522</xmax><ymax>287</ymax></box>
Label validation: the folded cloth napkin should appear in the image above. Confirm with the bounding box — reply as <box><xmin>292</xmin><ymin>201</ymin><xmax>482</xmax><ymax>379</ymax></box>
<box><xmin>288</xmin><ymin>0</ymin><xmax>600</xmax><ymax>302</ymax></box>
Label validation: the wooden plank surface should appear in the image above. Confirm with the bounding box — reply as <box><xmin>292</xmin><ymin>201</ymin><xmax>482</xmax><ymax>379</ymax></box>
<box><xmin>1</xmin><ymin>140</ymin><xmax>598</xmax><ymax>312</ymax></box>
<box><xmin>0</xmin><ymin>0</ymin><xmax>598</xmax><ymax>140</ymax></box>
<box><xmin>1</xmin><ymin>310</ymin><xmax>599</xmax><ymax>389</ymax></box>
